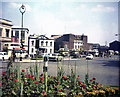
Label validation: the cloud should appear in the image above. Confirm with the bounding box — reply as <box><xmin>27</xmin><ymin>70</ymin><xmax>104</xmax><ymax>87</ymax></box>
<box><xmin>9</xmin><ymin>2</ymin><xmax>31</xmax><ymax>12</ymax></box>
<box><xmin>91</xmin><ymin>4</ymin><xmax>115</xmax><ymax>12</ymax></box>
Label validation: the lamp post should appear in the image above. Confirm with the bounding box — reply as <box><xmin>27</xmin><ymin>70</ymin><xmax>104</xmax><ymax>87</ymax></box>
<box><xmin>19</xmin><ymin>4</ymin><xmax>26</xmax><ymax>61</ymax></box>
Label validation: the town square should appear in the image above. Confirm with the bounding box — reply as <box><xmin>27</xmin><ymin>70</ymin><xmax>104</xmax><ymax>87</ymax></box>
<box><xmin>0</xmin><ymin>0</ymin><xmax>119</xmax><ymax>97</ymax></box>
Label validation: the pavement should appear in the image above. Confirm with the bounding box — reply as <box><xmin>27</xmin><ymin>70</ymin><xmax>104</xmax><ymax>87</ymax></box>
<box><xmin>14</xmin><ymin>57</ymin><xmax>86</xmax><ymax>63</ymax></box>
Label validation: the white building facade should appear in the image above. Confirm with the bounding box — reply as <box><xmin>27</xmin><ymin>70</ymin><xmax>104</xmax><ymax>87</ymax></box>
<box><xmin>28</xmin><ymin>35</ymin><xmax>54</xmax><ymax>56</ymax></box>
<box><xmin>74</xmin><ymin>40</ymin><xmax>83</xmax><ymax>51</ymax></box>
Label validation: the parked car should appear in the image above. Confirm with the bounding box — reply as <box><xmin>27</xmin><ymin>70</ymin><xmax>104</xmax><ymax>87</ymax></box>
<box><xmin>0</xmin><ymin>52</ymin><xmax>10</xmax><ymax>61</ymax></box>
<box><xmin>49</xmin><ymin>53</ymin><xmax>63</xmax><ymax>61</ymax></box>
<box><xmin>86</xmin><ymin>54</ymin><xmax>93</xmax><ymax>60</ymax></box>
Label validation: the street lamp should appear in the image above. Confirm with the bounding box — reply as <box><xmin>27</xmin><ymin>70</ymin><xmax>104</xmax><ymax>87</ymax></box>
<box><xmin>19</xmin><ymin>4</ymin><xmax>26</xmax><ymax>61</ymax></box>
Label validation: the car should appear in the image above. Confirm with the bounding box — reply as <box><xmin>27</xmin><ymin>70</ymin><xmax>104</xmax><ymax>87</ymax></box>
<box><xmin>86</xmin><ymin>54</ymin><xmax>93</xmax><ymax>60</ymax></box>
<box><xmin>0</xmin><ymin>52</ymin><xmax>10</xmax><ymax>61</ymax></box>
<box><xmin>41</xmin><ymin>53</ymin><xmax>50</xmax><ymax>58</ymax></box>
<box><xmin>49</xmin><ymin>53</ymin><xmax>63</xmax><ymax>61</ymax></box>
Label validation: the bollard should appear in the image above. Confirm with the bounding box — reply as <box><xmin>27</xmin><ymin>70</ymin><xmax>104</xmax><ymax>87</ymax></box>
<box><xmin>43</xmin><ymin>56</ymin><xmax>48</xmax><ymax>93</ymax></box>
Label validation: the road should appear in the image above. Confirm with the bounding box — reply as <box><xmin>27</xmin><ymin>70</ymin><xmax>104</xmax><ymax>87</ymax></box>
<box><xmin>0</xmin><ymin>55</ymin><xmax>119</xmax><ymax>86</ymax></box>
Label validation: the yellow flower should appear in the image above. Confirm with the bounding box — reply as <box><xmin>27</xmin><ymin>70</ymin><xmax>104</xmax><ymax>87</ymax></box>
<box><xmin>114</xmin><ymin>88</ymin><xmax>119</xmax><ymax>91</ymax></box>
<box><xmin>78</xmin><ymin>92</ymin><xmax>82</xmax><ymax>96</ymax></box>
<box><xmin>99</xmin><ymin>90</ymin><xmax>105</xmax><ymax>94</ymax></box>
<box><xmin>112</xmin><ymin>89</ymin><xmax>115</xmax><ymax>94</ymax></box>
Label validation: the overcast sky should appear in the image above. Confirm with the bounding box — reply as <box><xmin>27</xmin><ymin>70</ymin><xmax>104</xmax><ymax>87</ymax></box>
<box><xmin>0</xmin><ymin>0</ymin><xmax>119</xmax><ymax>46</ymax></box>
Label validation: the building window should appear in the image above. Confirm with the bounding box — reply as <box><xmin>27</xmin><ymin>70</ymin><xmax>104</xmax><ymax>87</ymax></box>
<box><xmin>41</xmin><ymin>41</ymin><xmax>44</xmax><ymax>46</ymax></box>
<box><xmin>31</xmin><ymin>48</ymin><xmax>34</xmax><ymax>53</ymax></box>
<box><xmin>5</xmin><ymin>44</ymin><xmax>8</xmax><ymax>46</ymax></box>
<box><xmin>15</xmin><ymin>31</ymin><xmax>19</xmax><ymax>42</ymax></box>
<box><xmin>75</xmin><ymin>45</ymin><xmax>77</xmax><ymax>49</ymax></box>
<box><xmin>31</xmin><ymin>41</ymin><xmax>34</xmax><ymax>46</ymax></box>
<box><xmin>46</xmin><ymin>41</ymin><xmax>48</xmax><ymax>46</ymax></box>
<box><xmin>11</xmin><ymin>30</ymin><xmax>13</xmax><ymax>37</ymax></box>
<box><xmin>21</xmin><ymin>31</ymin><xmax>25</xmax><ymax>40</ymax></box>
<box><xmin>50</xmin><ymin>42</ymin><xmax>52</xmax><ymax>46</ymax></box>
<box><xmin>50</xmin><ymin>49</ymin><xmax>52</xmax><ymax>53</ymax></box>
<box><xmin>6</xmin><ymin>29</ymin><xmax>9</xmax><ymax>37</ymax></box>
<box><xmin>0</xmin><ymin>28</ymin><xmax>2</xmax><ymax>36</ymax></box>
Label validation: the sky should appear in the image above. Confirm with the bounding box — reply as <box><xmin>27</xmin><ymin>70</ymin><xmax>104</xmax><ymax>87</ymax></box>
<box><xmin>0</xmin><ymin>0</ymin><xmax>119</xmax><ymax>46</ymax></box>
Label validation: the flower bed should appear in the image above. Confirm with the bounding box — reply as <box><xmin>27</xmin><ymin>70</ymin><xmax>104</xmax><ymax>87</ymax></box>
<box><xmin>1</xmin><ymin>70</ymin><xmax>119</xmax><ymax>97</ymax></box>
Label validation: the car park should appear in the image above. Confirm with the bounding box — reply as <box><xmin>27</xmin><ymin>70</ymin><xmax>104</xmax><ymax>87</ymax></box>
<box><xmin>86</xmin><ymin>54</ymin><xmax>93</xmax><ymax>60</ymax></box>
<box><xmin>49</xmin><ymin>53</ymin><xmax>63</xmax><ymax>61</ymax></box>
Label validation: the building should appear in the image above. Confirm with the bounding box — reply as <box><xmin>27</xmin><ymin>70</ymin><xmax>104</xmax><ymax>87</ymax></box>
<box><xmin>109</xmin><ymin>40</ymin><xmax>120</xmax><ymax>52</ymax></box>
<box><xmin>50</xmin><ymin>34</ymin><xmax>92</xmax><ymax>52</ymax></box>
<box><xmin>28</xmin><ymin>35</ymin><xmax>54</xmax><ymax>57</ymax></box>
<box><xmin>0</xmin><ymin>18</ymin><xmax>13</xmax><ymax>52</ymax></box>
<box><xmin>11</xmin><ymin>27</ymin><xmax>29</xmax><ymax>51</ymax></box>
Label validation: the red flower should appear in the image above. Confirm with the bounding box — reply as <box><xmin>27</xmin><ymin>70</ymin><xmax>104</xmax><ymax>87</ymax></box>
<box><xmin>28</xmin><ymin>75</ymin><xmax>31</xmax><ymax>78</ymax></box>
<box><xmin>2</xmin><ymin>72</ymin><xmax>5</xmax><ymax>75</ymax></box>
<box><xmin>44</xmin><ymin>94</ymin><xmax>47</xmax><ymax>96</ymax></box>
<box><xmin>79</xmin><ymin>82</ymin><xmax>82</xmax><ymax>84</ymax></box>
<box><xmin>63</xmin><ymin>76</ymin><xmax>67</xmax><ymax>80</ymax></box>
<box><xmin>78</xmin><ymin>75</ymin><xmax>79</xmax><ymax>77</ymax></box>
<box><xmin>58</xmin><ymin>89</ymin><xmax>61</xmax><ymax>92</ymax></box>
<box><xmin>24</xmin><ymin>82</ymin><xmax>26</xmax><ymax>85</ymax></box>
<box><xmin>41</xmin><ymin>73</ymin><xmax>44</xmax><ymax>76</ymax></box>
<box><xmin>97</xmin><ymin>82</ymin><xmax>99</xmax><ymax>85</ymax></box>
<box><xmin>34</xmin><ymin>82</ymin><xmax>38</xmax><ymax>84</ymax></box>
<box><xmin>48</xmin><ymin>75</ymin><xmax>50</xmax><ymax>77</ymax></box>
<box><xmin>90</xmin><ymin>79</ymin><xmax>93</xmax><ymax>82</ymax></box>
<box><xmin>93</xmin><ymin>88</ymin><xmax>95</xmax><ymax>90</ymax></box>
<box><xmin>57</xmin><ymin>81</ymin><xmax>60</xmax><ymax>83</ymax></box>
<box><xmin>31</xmin><ymin>78</ymin><xmax>34</xmax><ymax>80</ymax></box>
<box><xmin>41</xmin><ymin>91</ymin><xmax>45</xmax><ymax>94</ymax></box>
<box><xmin>40</xmin><ymin>77</ymin><xmax>43</xmax><ymax>80</ymax></box>
<box><xmin>54</xmin><ymin>86</ymin><xmax>57</xmax><ymax>88</ymax></box>
<box><xmin>77</xmin><ymin>77</ymin><xmax>78</xmax><ymax>80</ymax></box>
<box><xmin>32</xmin><ymin>75</ymin><xmax>34</xmax><ymax>77</ymax></box>
<box><xmin>8</xmin><ymin>77</ymin><xmax>11</xmax><ymax>80</ymax></box>
<box><xmin>82</xmin><ymin>84</ymin><xmax>86</xmax><ymax>89</ymax></box>
<box><xmin>14</xmin><ymin>79</ymin><xmax>18</xmax><ymax>82</ymax></box>
<box><xmin>22</xmin><ymin>69</ymin><xmax>25</xmax><ymax>72</ymax></box>
<box><xmin>92</xmin><ymin>85</ymin><xmax>96</xmax><ymax>87</ymax></box>
<box><xmin>54</xmin><ymin>76</ymin><xmax>56</xmax><ymax>79</ymax></box>
<box><xmin>100</xmin><ymin>84</ymin><xmax>102</xmax><ymax>85</ymax></box>
<box><xmin>14</xmin><ymin>71</ymin><xmax>17</xmax><ymax>73</ymax></box>
<box><xmin>93</xmin><ymin>77</ymin><xmax>96</xmax><ymax>80</ymax></box>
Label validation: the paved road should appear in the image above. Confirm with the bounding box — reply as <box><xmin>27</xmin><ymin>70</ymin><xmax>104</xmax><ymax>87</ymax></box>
<box><xmin>0</xmin><ymin>55</ymin><xmax>119</xmax><ymax>86</ymax></box>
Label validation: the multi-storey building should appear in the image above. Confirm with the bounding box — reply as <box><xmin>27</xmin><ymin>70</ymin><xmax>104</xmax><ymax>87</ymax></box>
<box><xmin>28</xmin><ymin>35</ymin><xmax>54</xmax><ymax>57</ymax></box>
<box><xmin>50</xmin><ymin>34</ymin><xmax>91</xmax><ymax>52</ymax></box>
<box><xmin>0</xmin><ymin>18</ymin><xmax>13</xmax><ymax>52</ymax></box>
<box><xmin>11</xmin><ymin>27</ymin><xmax>29</xmax><ymax>51</ymax></box>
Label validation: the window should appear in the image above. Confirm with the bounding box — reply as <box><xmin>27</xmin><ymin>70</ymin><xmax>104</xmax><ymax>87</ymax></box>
<box><xmin>21</xmin><ymin>31</ymin><xmax>25</xmax><ymax>40</ymax></box>
<box><xmin>50</xmin><ymin>42</ymin><xmax>52</xmax><ymax>46</ymax></box>
<box><xmin>11</xmin><ymin>30</ymin><xmax>13</xmax><ymax>37</ymax></box>
<box><xmin>6</xmin><ymin>29</ymin><xmax>9</xmax><ymax>37</ymax></box>
<box><xmin>5</xmin><ymin>44</ymin><xmax>8</xmax><ymax>46</ymax></box>
<box><xmin>46</xmin><ymin>41</ymin><xmax>48</xmax><ymax>46</ymax></box>
<box><xmin>31</xmin><ymin>48</ymin><xmax>34</xmax><ymax>53</ymax></box>
<box><xmin>0</xmin><ymin>28</ymin><xmax>2</xmax><ymax>36</ymax></box>
<box><xmin>75</xmin><ymin>45</ymin><xmax>77</xmax><ymax>49</ymax></box>
<box><xmin>31</xmin><ymin>41</ymin><xmax>34</xmax><ymax>46</ymax></box>
<box><xmin>41</xmin><ymin>41</ymin><xmax>44</xmax><ymax>46</ymax></box>
<box><xmin>50</xmin><ymin>49</ymin><xmax>52</xmax><ymax>53</ymax></box>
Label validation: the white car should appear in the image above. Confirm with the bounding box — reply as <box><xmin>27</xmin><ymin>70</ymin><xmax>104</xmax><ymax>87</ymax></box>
<box><xmin>0</xmin><ymin>52</ymin><xmax>10</xmax><ymax>61</ymax></box>
<box><xmin>86</xmin><ymin>54</ymin><xmax>93</xmax><ymax>60</ymax></box>
<box><xmin>49</xmin><ymin>53</ymin><xmax>63</xmax><ymax>61</ymax></box>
